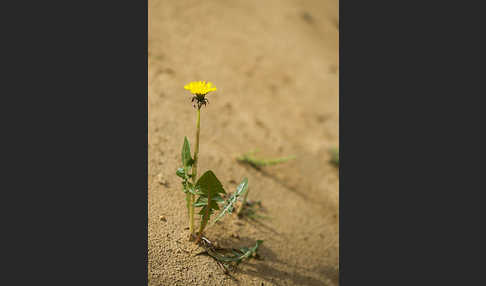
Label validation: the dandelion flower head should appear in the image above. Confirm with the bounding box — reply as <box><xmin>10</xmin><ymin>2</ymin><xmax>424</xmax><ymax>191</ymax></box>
<box><xmin>184</xmin><ymin>81</ymin><xmax>217</xmax><ymax>96</ymax></box>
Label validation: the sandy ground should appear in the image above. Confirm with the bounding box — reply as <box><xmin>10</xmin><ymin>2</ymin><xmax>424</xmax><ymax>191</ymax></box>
<box><xmin>148</xmin><ymin>0</ymin><xmax>339</xmax><ymax>285</ymax></box>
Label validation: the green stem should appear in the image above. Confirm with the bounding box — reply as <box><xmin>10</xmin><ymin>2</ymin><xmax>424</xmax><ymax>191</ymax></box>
<box><xmin>197</xmin><ymin>187</ymin><xmax>210</xmax><ymax>242</ymax></box>
<box><xmin>188</xmin><ymin>194</ymin><xmax>194</xmax><ymax>235</ymax></box>
<box><xmin>190</xmin><ymin>107</ymin><xmax>201</xmax><ymax>235</ymax></box>
<box><xmin>186</xmin><ymin>192</ymin><xmax>192</xmax><ymax>230</ymax></box>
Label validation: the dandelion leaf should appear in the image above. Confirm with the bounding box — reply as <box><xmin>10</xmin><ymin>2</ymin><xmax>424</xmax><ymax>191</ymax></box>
<box><xmin>195</xmin><ymin>170</ymin><xmax>226</xmax><ymax>230</ymax></box>
<box><xmin>207</xmin><ymin>240</ymin><xmax>263</xmax><ymax>268</ymax></box>
<box><xmin>213</xmin><ymin>177</ymin><xmax>248</xmax><ymax>224</ymax></box>
<box><xmin>234</xmin><ymin>240</ymin><xmax>263</xmax><ymax>264</ymax></box>
<box><xmin>182</xmin><ymin>136</ymin><xmax>193</xmax><ymax>169</ymax></box>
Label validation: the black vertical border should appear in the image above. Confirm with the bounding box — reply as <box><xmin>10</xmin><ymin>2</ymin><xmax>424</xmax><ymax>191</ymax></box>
<box><xmin>3</xmin><ymin>0</ymin><xmax>149</xmax><ymax>284</ymax></box>
<box><xmin>339</xmin><ymin>0</ymin><xmax>485</xmax><ymax>284</ymax></box>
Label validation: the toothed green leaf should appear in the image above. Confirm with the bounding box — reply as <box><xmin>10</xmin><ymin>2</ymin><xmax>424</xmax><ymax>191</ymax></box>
<box><xmin>194</xmin><ymin>196</ymin><xmax>207</xmax><ymax>207</ymax></box>
<box><xmin>177</xmin><ymin>158</ymin><xmax>193</xmax><ymax>217</ymax></box>
<box><xmin>194</xmin><ymin>196</ymin><xmax>221</xmax><ymax>209</ymax></box>
<box><xmin>205</xmin><ymin>240</ymin><xmax>263</xmax><ymax>267</ymax></box>
<box><xmin>196</xmin><ymin>170</ymin><xmax>226</xmax><ymax>196</ymax></box>
<box><xmin>187</xmin><ymin>185</ymin><xmax>198</xmax><ymax>195</ymax></box>
<box><xmin>235</xmin><ymin>240</ymin><xmax>263</xmax><ymax>265</ymax></box>
<box><xmin>213</xmin><ymin>177</ymin><xmax>248</xmax><ymax>224</ymax></box>
<box><xmin>195</xmin><ymin>170</ymin><xmax>225</xmax><ymax>232</ymax></box>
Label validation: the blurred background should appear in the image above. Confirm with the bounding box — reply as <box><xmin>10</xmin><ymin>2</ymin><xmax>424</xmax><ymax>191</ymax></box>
<box><xmin>148</xmin><ymin>0</ymin><xmax>338</xmax><ymax>285</ymax></box>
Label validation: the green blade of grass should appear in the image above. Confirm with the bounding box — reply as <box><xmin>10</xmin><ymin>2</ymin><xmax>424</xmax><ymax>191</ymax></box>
<box><xmin>237</xmin><ymin>150</ymin><xmax>295</xmax><ymax>167</ymax></box>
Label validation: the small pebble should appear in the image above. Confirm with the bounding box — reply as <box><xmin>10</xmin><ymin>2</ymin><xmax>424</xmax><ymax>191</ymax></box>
<box><xmin>160</xmin><ymin>216</ymin><xmax>167</xmax><ymax>222</ymax></box>
<box><xmin>157</xmin><ymin>173</ymin><xmax>169</xmax><ymax>187</ymax></box>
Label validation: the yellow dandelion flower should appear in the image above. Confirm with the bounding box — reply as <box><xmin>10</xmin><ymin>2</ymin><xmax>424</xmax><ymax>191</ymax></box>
<box><xmin>184</xmin><ymin>81</ymin><xmax>217</xmax><ymax>96</ymax></box>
